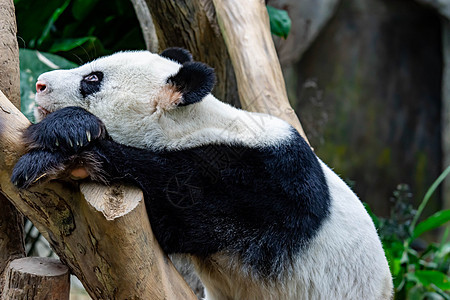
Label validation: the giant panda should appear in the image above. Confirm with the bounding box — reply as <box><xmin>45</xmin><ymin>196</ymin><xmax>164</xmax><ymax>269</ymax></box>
<box><xmin>12</xmin><ymin>48</ymin><xmax>393</xmax><ymax>299</ymax></box>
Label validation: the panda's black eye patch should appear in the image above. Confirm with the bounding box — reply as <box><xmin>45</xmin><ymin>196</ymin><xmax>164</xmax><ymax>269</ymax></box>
<box><xmin>80</xmin><ymin>71</ymin><xmax>103</xmax><ymax>98</ymax></box>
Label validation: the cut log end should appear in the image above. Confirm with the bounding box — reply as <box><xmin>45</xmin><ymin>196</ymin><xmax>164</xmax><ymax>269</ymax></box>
<box><xmin>81</xmin><ymin>182</ymin><xmax>142</xmax><ymax>220</ymax></box>
<box><xmin>2</xmin><ymin>257</ymin><xmax>70</xmax><ymax>300</ymax></box>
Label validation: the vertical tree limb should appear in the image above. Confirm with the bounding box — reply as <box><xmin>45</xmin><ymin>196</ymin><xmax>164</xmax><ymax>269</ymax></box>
<box><xmin>0</xmin><ymin>0</ymin><xmax>25</xmax><ymax>291</ymax></box>
<box><xmin>130</xmin><ymin>0</ymin><xmax>159</xmax><ymax>53</ymax></box>
<box><xmin>0</xmin><ymin>0</ymin><xmax>20</xmax><ymax>108</ymax></box>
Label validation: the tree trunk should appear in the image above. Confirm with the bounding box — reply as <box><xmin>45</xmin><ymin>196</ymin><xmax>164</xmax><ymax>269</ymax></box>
<box><xmin>0</xmin><ymin>91</ymin><xmax>196</xmax><ymax>299</ymax></box>
<box><xmin>2</xmin><ymin>257</ymin><xmax>69</xmax><ymax>300</ymax></box>
<box><xmin>0</xmin><ymin>0</ymin><xmax>20</xmax><ymax>108</ymax></box>
<box><xmin>0</xmin><ymin>0</ymin><xmax>25</xmax><ymax>292</ymax></box>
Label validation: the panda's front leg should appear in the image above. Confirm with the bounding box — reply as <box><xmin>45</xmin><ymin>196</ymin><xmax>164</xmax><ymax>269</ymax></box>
<box><xmin>23</xmin><ymin>106</ymin><xmax>108</xmax><ymax>154</ymax></box>
<box><xmin>11</xmin><ymin>107</ymin><xmax>109</xmax><ymax>189</ymax></box>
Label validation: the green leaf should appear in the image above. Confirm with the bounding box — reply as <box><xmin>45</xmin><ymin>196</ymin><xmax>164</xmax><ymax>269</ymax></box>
<box><xmin>19</xmin><ymin>49</ymin><xmax>78</xmax><ymax>122</ymax></box>
<box><xmin>267</xmin><ymin>5</ymin><xmax>291</xmax><ymax>39</ymax></box>
<box><xmin>15</xmin><ymin>0</ymin><xmax>63</xmax><ymax>44</ymax></box>
<box><xmin>37</xmin><ymin>0</ymin><xmax>72</xmax><ymax>47</ymax></box>
<box><xmin>72</xmin><ymin>0</ymin><xmax>99</xmax><ymax>21</ymax></box>
<box><xmin>423</xmin><ymin>291</ymin><xmax>446</xmax><ymax>300</ymax></box>
<box><xmin>408</xmin><ymin>285</ymin><xmax>428</xmax><ymax>300</ymax></box>
<box><xmin>407</xmin><ymin>270</ymin><xmax>450</xmax><ymax>291</ymax></box>
<box><xmin>411</xmin><ymin>165</ymin><xmax>450</xmax><ymax>232</ymax></box>
<box><xmin>413</xmin><ymin>210</ymin><xmax>450</xmax><ymax>239</ymax></box>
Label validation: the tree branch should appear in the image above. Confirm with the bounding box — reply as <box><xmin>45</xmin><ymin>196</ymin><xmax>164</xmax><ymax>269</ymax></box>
<box><xmin>0</xmin><ymin>91</ymin><xmax>196</xmax><ymax>299</ymax></box>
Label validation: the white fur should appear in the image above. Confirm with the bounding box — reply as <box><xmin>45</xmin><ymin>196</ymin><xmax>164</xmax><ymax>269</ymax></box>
<box><xmin>35</xmin><ymin>51</ymin><xmax>393</xmax><ymax>299</ymax></box>
<box><xmin>35</xmin><ymin>51</ymin><xmax>291</xmax><ymax>151</ymax></box>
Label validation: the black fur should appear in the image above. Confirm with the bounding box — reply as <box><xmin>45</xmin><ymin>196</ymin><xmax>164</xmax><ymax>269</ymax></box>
<box><xmin>168</xmin><ymin>62</ymin><xmax>215</xmax><ymax>106</ymax></box>
<box><xmin>22</xmin><ymin>106</ymin><xmax>108</xmax><ymax>154</ymax></box>
<box><xmin>12</xmin><ymin>108</ymin><xmax>330</xmax><ymax>277</ymax></box>
<box><xmin>160</xmin><ymin>47</ymin><xmax>193</xmax><ymax>64</ymax></box>
<box><xmin>80</xmin><ymin>71</ymin><xmax>104</xmax><ymax>98</ymax></box>
<box><xmin>11</xmin><ymin>150</ymin><xmax>66</xmax><ymax>188</ymax></box>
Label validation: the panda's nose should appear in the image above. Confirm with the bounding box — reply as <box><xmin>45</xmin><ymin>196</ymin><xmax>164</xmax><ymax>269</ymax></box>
<box><xmin>36</xmin><ymin>80</ymin><xmax>48</xmax><ymax>94</ymax></box>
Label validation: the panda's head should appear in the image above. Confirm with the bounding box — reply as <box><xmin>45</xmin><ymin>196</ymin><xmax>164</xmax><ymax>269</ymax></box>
<box><xmin>34</xmin><ymin>48</ymin><xmax>215</xmax><ymax>148</ymax></box>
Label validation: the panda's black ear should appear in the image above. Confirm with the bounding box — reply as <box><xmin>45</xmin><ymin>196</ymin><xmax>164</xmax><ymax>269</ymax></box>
<box><xmin>167</xmin><ymin>62</ymin><xmax>215</xmax><ymax>106</ymax></box>
<box><xmin>160</xmin><ymin>47</ymin><xmax>193</xmax><ymax>64</ymax></box>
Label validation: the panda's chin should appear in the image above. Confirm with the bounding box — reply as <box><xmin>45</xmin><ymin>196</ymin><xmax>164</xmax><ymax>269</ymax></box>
<box><xmin>34</xmin><ymin>106</ymin><xmax>51</xmax><ymax>122</ymax></box>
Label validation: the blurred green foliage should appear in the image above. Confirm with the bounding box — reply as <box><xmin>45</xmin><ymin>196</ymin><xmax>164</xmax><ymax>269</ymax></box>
<box><xmin>15</xmin><ymin>0</ymin><xmax>145</xmax><ymax>63</ymax></box>
<box><xmin>366</xmin><ymin>166</ymin><xmax>450</xmax><ymax>299</ymax></box>
<box><xmin>15</xmin><ymin>0</ymin><xmax>290</xmax><ymax>65</ymax></box>
<box><xmin>267</xmin><ymin>5</ymin><xmax>291</xmax><ymax>39</ymax></box>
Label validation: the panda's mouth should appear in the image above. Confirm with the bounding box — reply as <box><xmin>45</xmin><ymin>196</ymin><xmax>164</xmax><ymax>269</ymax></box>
<box><xmin>37</xmin><ymin>106</ymin><xmax>51</xmax><ymax>116</ymax></box>
<box><xmin>35</xmin><ymin>106</ymin><xmax>52</xmax><ymax>120</ymax></box>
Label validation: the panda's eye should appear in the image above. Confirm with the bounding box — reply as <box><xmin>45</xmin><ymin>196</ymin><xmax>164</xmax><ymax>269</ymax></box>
<box><xmin>80</xmin><ymin>71</ymin><xmax>103</xmax><ymax>98</ymax></box>
<box><xmin>84</xmin><ymin>74</ymin><xmax>99</xmax><ymax>82</ymax></box>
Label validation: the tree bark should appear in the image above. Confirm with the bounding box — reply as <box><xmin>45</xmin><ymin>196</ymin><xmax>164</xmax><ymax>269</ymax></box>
<box><xmin>130</xmin><ymin>0</ymin><xmax>159</xmax><ymax>53</ymax></box>
<box><xmin>0</xmin><ymin>0</ymin><xmax>20</xmax><ymax>108</ymax></box>
<box><xmin>2</xmin><ymin>257</ymin><xmax>69</xmax><ymax>300</ymax></box>
<box><xmin>0</xmin><ymin>0</ymin><xmax>25</xmax><ymax>292</ymax></box>
<box><xmin>0</xmin><ymin>91</ymin><xmax>196</xmax><ymax>299</ymax></box>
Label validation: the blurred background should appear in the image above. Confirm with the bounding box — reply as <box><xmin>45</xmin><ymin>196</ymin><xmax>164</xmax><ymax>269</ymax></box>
<box><xmin>13</xmin><ymin>0</ymin><xmax>450</xmax><ymax>298</ymax></box>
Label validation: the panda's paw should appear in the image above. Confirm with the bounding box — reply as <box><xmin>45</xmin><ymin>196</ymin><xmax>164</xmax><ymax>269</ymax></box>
<box><xmin>24</xmin><ymin>106</ymin><xmax>108</xmax><ymax>154</ymax></box>
<box><xmin>11</xmin><ymin>150</ymin><xmax>66</xmax><ymax>189</ymax></box>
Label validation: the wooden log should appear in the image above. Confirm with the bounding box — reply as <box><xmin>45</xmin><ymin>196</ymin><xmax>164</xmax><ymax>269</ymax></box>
<box><xmin>0</xmin><ymin>0</ymin><xmax>25</xmax><ymax>291</ymax></box>
<box><xmin>2</xmin><ymin>257</ymin><xmax>69</xmax><ymax>300</ymax></box>
<box><xmin>0</xmin><ymin>90</ymin><xmax>196</xmax><ymax>299</ymax></box>
<box><xmin>212</xmin><ymin>0</ymin><xmax>309</xmax><ymax>144</ymax></box>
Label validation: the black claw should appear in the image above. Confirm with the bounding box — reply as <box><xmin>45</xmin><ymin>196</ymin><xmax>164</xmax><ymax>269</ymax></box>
<box><xmin>11</xmin><ymin>150</ymin><xmax>65</xmax><ymax>189</ymax></box>
<box><xmin>23</xmin><ymin>106</ymin><xmax>108</xmax><ymax>154</ymax></box>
